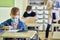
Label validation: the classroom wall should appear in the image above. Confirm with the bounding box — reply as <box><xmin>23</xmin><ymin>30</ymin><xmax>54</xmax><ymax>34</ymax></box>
<box><xmin>0</xmin><ymin>0</ymin><xmax>28</xmax><ymax>23</ymax></box>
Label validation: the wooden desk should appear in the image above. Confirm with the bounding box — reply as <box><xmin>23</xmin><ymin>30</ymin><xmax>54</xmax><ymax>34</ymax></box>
<box><xmin>22</xmin><ymin>17</ymin><xmax>40</xmax><ymax>27</ymax></box>
<box><xmin>25</xmin><ymin>23</ymin><xmax>40</xmax><ymax>27</ymax></box>
<box><xmin>25</xmin><ymin>23</ymin><xmax>41</xmax><ymax>40</ymax></box>
<box><xmin>0</xmin><ymin>30</ymin><xmax>37</xmax><ymax>40</ymax></box>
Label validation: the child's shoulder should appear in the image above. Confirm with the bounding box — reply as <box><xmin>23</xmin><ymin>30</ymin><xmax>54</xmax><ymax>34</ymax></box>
<box><xmin>19</xmin><ymin>20</ymin><xmax>24</xmax><ymax>24</ymax></box>
<box><xmin>5</xmin><ymin>19</ymin><xmax>12</xmax><ymax>22</ymax></box>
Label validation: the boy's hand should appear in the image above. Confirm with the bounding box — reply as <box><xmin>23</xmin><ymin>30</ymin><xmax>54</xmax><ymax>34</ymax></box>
<box><xmin>9</xmin><ymin>26</ymin><xmax>13</xmax><ymax>30</ymax></box>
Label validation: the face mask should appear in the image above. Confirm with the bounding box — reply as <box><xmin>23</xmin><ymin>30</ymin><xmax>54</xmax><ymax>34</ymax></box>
<box><xmin>12</xmin><ymin>16</ymin><xmax>19</xmax><ymax>23</ymax></box>
<box><xmin>12</xmin><ymin>18</ymin><xmax>18</xmax><ymax>23</ymax></box>
<box><xmin>27</xmin><ymin>11</ymin><xmax>32</xmax><ymax>14</ymax></box>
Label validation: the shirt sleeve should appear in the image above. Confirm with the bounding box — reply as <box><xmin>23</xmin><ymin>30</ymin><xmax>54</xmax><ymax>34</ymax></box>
<box><xmin>0</xmin><ymin>21</ymin><xmax>9</xmax><ymax>28</ymax></box>
<box><xmin>19</xmin><ymin>21</ymin><xmax>28</xmax><ymax>30</ymax></box>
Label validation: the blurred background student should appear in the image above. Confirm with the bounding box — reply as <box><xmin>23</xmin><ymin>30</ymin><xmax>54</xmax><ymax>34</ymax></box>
<box><xmin>22</xmin><ymin>5</ymin><xmax>37</xmax><ymax>30</ymax></box>
<box><xmin>23</xmin><ymin>5</ymin><xmax>36</xmax><ymax>18</ymax></box>
<box><xmin>45</xmin><ymin>0</ymin><xmax>60</xmax><ymax>40</ymax></box>
<box><xmin>45</xmin><ymin>0</ymin><xmax>54</xmax><ymax>40</ymax></box>
<box><xmin>0</xmin><ymin>7</ymin><xmax>27</xmax><ymax>40</ymax></box>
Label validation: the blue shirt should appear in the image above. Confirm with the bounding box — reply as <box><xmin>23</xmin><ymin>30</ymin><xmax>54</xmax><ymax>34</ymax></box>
<box><xmin>0</xmin><ymin>19</ymin><xmax>27</xmax><ymax>40</ymax></box>
<box><xmin>0</xmin><ymin>19</ymin><xmax>27</xmax><ymax>31</ymax></box>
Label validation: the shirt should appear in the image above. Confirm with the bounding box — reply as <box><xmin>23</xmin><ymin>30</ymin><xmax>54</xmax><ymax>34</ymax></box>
<box><xmin>23</xmin><ymin>11</ymin><xmax>36</xmax><ymax>18</ymax></box>
<box><xmin>0</xmin><ymin>19</ymin><xmax>27</xmax><ymax>30</ymax></box>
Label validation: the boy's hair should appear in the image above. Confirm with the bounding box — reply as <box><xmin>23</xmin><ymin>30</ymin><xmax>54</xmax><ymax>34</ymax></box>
<box><xmin>11</xmin><ymin>7</ymin><xmax>19</xmax><ymax>15</ymax></box>
<box><xmin>26</xmin><ymin>5</ymin><xmax>32</xmax><ymax>11</ymax></box>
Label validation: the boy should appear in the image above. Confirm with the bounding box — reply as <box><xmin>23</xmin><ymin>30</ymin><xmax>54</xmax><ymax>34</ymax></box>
<box><xmin>0</xmin><ymin>7</ymin><xmax>27</xmax><ymax>40</ymax></box>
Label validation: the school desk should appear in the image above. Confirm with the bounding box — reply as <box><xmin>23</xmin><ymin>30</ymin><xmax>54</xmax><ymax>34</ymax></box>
<box><xmin>22</xmin><ymin>17</ymin><xmax>41</xmax><ymax>29</ymax></box>
<box><xmin>25</xmin><ymin>23</ymin><xmax>40</xmax><ymax>27</ymax></box>
<box><xmin>25</xmin><ymin>23</ymin><xmax>41</xmax><ymax>40</ymax></box>
<box><xmin>0</xmin><ymin>30</ymin><xmax>37</xmax><ymax>40</ymax></box>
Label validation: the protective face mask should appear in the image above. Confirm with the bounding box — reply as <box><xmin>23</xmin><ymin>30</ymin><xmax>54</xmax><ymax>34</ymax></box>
<box><xmin>27</xmin><ymin>11</ymin><xmax>32</xmax><ymax>14</ymax></box>
<box><xmin>12</xmin><ymin>16</ymin><xmax>19</xmax><ymax>23</ymax></box>
<box><xmin>12</xmin><ymin>18</ymin><xmax>18</xmax><ymax>23</ymax></box>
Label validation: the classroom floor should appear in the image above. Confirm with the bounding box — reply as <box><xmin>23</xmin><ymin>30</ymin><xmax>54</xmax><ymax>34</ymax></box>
<box><xmin>0</xmin><ymin>32</ymin><xmax>59</xmax><ymax>40</ymax></box>
<box><xmin>39</xmin><ymin>32</ymin><xmax>52</xmax><ymax>40</ymax></box>
<box><xmin>39</xmin><ymin>32</ymin><xmax>60</xmax><ymax>40</ymax></box>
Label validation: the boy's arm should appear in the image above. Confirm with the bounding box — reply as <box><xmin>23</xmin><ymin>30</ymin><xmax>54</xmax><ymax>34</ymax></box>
<box><xmin>0</xmin><ymin>21</ymin><xmax>7</xmax><ymax>28</ymax></box>
<box><xmin>0</xmin><ymin>21</ymin><xmax>9</xmax><ymax>29</ymax></box>
<box><xmin>20</xmin><ymin>21</ymin><xmax>28</xmax><ymax>30</ymax></box>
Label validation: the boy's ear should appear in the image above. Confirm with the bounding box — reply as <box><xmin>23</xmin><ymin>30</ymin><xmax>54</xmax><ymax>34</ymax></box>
<box><xmin>10</xmin><ymin>13</ymin><xmax>12</xmax><ymax>16</ymax></box>
<box><xmin>10</xmin><ymin>14</ymin><xmax>11</xmax><ymax>16</ymax></box>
